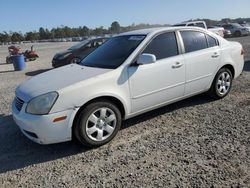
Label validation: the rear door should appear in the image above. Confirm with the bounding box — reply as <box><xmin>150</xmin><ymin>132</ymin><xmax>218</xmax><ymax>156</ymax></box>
<box><xmin>180</xmin><ymin>30</ymin><xmax>221</xmax><ymax>95</ymax></box>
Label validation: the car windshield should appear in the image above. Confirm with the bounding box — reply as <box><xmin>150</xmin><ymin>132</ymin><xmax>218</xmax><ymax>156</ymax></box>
<box><xmin>232</xmin><ymin>23</ymin><xmax>244</xmax><ymax>28</ymax></box>
<box><xmin>80</xmin><ymin>35</ymin><xmax>146</xmax><ymax>69</ymax></box>
<box><xmin>68</xmin><ymin>40</ymin><xmax>90</xmax><ymax>50</ymax></box>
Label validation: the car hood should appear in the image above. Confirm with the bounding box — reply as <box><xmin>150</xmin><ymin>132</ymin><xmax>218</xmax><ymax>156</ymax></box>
<box><xmin>53</xmin><ymin>50</ymin><xmax>73</xmax><ymax>59</ymax></box>
<box><xmin>16</xmin><ymin>64</ymin><xmax>111</xmax><ymax>102</ymax></box>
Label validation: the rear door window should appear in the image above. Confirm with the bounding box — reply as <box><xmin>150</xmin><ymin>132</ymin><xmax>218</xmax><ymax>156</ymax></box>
<box><xmin>180</xmin><ymin>31</ymin><xmax>208</xmax><ymax>53</ymax></box>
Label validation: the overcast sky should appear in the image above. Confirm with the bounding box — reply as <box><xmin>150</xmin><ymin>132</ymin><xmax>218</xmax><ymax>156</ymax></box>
<box><xmin>0</xmin><ymin>0</ymin><xmax>249</xmax><ymax>32</ymax></box>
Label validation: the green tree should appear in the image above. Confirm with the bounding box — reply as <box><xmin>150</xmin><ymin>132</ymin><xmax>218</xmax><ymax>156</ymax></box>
<box><xmin>39</xmin><ymin>27</ymin><xmax>51</xmax><ymax>39</ymax></box>
<box><xmin>79</xmin><ymin>26</ymin><xmax>90</xmax><ymax>36</ymax></box>
<box><xmin>63</xmin><ymin>26</ymin><xmax>73</xmax><ymax>37</ymax></box>
<box><xmin>0</xmin><ymin>32</ymin><xmax>11</xmax><ymax>42</ymax></box>
<box><xmin>11</xmin><ymin>32</ymin><xmax>24</xmax><ymax>42</ymax></box>
<box><xmin>110</xmin><ymin>21</ymin><xmax>121</xmax><ymax>34</ymax></box>
<box><xmin>92</xmin><ymin>26</ymin><xmax>108</xmax><ymax>36</ymax></box>
<box><xmin>25</xmin><ymin>32</ymin><xmax>39</xmax><ymax>41</ymax></box>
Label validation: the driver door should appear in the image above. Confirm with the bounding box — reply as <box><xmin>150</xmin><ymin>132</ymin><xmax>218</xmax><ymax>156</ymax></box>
<box><xmin>128</xmin><ymin>32</ymin><xmax>185</xmax><ymax>113</ymax></box>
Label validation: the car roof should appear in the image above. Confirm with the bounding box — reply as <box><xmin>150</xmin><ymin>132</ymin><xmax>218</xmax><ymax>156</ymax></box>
<box><xmin>118</xmin><ymin>26</ymin><xmax>206</xmax><ymax>36</ymax></box>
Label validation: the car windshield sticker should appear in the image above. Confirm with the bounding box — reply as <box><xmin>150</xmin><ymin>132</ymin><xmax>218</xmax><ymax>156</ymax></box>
<box><xmin>128</xmin><ymin>36</ymin><xmax>145</xmax><ymax>41</ymax></box>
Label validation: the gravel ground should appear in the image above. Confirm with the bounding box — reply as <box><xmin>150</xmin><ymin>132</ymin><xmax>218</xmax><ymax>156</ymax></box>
<box><xmin>0</xmin><ymin>37</ymin><xmax>249</xmax><ymax>187</ymax></box>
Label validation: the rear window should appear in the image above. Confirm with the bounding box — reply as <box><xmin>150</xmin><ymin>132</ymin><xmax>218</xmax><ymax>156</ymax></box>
<box><xmin>195</xmin><ymin>23</ymin><xmax>206</xmax><ymax>28</ymax></box>
<box><xmin>174</xmin><ymin>24</ymin><xmax>186</xmax><ymax>27</ymax></box>
<box><xmin>180</xmin><ymin>31</ymin><xmax>208</xmax><ymax>53</ymax></box>
<box><xmin>223</xmin><ymin>25</ymin><xmax>232</xmax><ymax>29</ymax></box>
<box><xmin>206</xmin><ymin>35</ymin><xmax>218</xmax><ymax>47</ymax></box>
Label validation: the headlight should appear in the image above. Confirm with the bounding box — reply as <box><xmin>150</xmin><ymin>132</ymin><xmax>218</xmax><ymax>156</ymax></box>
<box><xmin>26</xmin><ymin>92</ymin><xmax>58</xmax><ymax>115</ymax></box>
<box><xmin>58</xmin><ymin>53</ymin><xmax>72</xmax><ymax>60</ymax></box>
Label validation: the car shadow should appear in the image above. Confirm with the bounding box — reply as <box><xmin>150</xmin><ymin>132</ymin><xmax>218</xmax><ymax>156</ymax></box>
<box><xmin>123</xmin><ymin>93</ymin><xmax>213</xmax><ymax>129</ymax></box>
<box><xmin>243</xmin><ymin>60</ymin><xmax>250</xmax><ymax>71</ymax></box>
<box><xmin>0</xmin><ymin>93</ymin><xmax>213</xmax><ymax>174</ymax></box>
<box><xmin>0</xmin><ymin>70</ymin><xmax>15</xmax><ymax>74</ymax></box>
<box><xmin>25</xmin><ymin>68</ymin><xmax>52</xmax><ymax>76</ymax></box>
<box><xmin>0</xmin><ymin>113</ymin><xmax>87</xmax><ymax>174</ymax></box>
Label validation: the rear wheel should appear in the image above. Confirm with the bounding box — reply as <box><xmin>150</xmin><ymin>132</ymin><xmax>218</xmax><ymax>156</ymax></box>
<box><xmin>208</xmin><ymin>68</ymin><xmax>233</xmax><ymax>99</ymax></box>
<box><xmin>74</xmin><ymin>100</ymin><xmax>122</xmax><ymax>147</ymax></box>
<box><xmin>235</xmin><ymin>31</ymin><xmax>241</xmax><ymax>37</ymax></box>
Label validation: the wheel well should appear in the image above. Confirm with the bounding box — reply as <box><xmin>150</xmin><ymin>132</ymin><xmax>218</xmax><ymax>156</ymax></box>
<box><xmin>221</xmin><ymin>64</ymin><xmax>235</xmax><ymax>78</ymax></box>
<box><xmin>72</xmin><ymin>96</ymin><xmax>126</xmax><ymax>137</ymax></box>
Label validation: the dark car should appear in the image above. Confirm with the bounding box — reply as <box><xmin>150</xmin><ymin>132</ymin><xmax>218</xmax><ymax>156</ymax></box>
<box><xmin>52</xmin><ymin>37</ymin><xmax>108</xmax><ymax>68</ymax></box>
<box><xmin>222</xmin><ymin>23</ymin><xmax>249</xmax><ymax>37</ymax></box>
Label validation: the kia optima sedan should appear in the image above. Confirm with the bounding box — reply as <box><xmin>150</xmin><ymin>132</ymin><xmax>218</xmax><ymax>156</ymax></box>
<box><xmin>12</xmin><ymin>27</ymin><xmax>244</xmax><ymax>147</ymax></box>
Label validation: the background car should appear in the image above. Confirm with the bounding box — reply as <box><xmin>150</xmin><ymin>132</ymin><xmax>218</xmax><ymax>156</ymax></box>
<box><xmin>239</xmin><ymin>22</ymin><xmax>250</xmax><ymax>31</ymax></box>
<box><xmin>223</xmin><ymin>29</ymin><xmax>232</xmax><ymax>38</ymax></box>
<box><xmin>174</xmin><ymin>21</ymin><xmax>225</xmax><ymax>37</ymax></box>
<box><xmin>52</xmin><ymin>37</ymin><xmax>108</xmax><ymax>68</ymax></box>
<box><xmin>222</xmin><ymin>23</ymin><xmax>249</xmax><ymax>37</ymax></box>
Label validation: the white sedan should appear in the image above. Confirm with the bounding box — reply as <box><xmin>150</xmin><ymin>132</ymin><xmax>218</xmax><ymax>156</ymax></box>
<box><xmin>12</xmin><ymin>27</ymin><xmax>244</xmax><ymax>147</ymax></box>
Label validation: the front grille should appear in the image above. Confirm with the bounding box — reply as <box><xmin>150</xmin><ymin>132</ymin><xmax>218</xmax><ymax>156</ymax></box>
<box><xmin>15</xmin><ymin>97</ymin><xmax>24</xmax><ymax>111</ymax></box>
<box><xmin>23</xmin><ymin>130</ymin><xmax>38</xmax><ymax>139</ymax></box>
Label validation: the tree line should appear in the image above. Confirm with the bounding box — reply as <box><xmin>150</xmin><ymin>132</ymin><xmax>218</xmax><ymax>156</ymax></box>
<box><xmin>0</xmin><ymin>18</ymin><xmax>249</xmax><ymax>43</ymax></box>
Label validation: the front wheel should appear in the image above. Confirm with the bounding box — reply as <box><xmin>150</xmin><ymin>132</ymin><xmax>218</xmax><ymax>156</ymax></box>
<box><xmin>70</xmin><ymin>57</ymin><xmax>81</xmax><ymax>64</ymax></box>
<box><xmin>74</xmin><ymin>100</ymin><xmax>122</xmax><ymax>147</ymax></box>
<box><xmin>208</xmin><ymin>68</ymin><xmax>233</xmax><ymax>99</ymax></box>
<box><xmin>6</xmin><ymin>56</ymin><xmax>11</xmax><ymax>64</ymax></box>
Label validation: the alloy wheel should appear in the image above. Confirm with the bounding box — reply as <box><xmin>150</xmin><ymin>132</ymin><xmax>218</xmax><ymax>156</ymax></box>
<box><xmin>217</xmin><ymin>71</ymin><xmax>231</xmax><ymax>95</ymax></box>
<box><xmin>85</xmin><ymin>107</ymin><xmax>117</xmax><ymax>142</ymax></box>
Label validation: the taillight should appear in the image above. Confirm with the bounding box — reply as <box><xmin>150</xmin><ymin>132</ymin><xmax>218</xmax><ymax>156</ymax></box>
<box><xmin>241</xmin><ymin>48</ymin><xmax>245</xmax><ymax>56</ymax></box>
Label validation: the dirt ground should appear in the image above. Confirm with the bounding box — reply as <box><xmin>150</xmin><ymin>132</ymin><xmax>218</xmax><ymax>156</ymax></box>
<box><xmin>0</xmin><ymin>37</ymin><xmax>249</xmax><ymax>187</ymax></box>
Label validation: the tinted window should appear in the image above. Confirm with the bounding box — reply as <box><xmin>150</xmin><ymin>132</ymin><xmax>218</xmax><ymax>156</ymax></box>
<box><xmin>196</xmin><ymin>23</ymin><xmax>206</xmax><ymax>28</ymax></box>
<box><xmin>223</xmin><ymin>25</ymin><xmax>232</xmax><ymax>29</ymax></box>
<box><xmin>143</xmin><ymin>32</ymin><xmax>178</xmax><ymax>60</ymax></box>
<box><xmin>68</xmin><ymin>40</ymin><xmax>90</xmax><ymax>50</ymax></box>
<box><xmin>180</xmin><ymin>31</ymin><xmax>208</xmax><ymax>53</ymax></box>
<box><xmin>206</xmin><ymin>35</ymin><xmax>218</xmax><ymax>47</ymax></box>
<box><xmin>81</xmin><ymin>35</ymin><xmax>145</xmax><ymax>69</ymax></box>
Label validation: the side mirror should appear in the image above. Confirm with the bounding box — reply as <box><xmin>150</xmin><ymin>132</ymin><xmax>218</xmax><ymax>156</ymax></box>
<box><xmin>137</xmin><ymin>53</ymin><xmax>156</xmax><ymax>65</ymax></box>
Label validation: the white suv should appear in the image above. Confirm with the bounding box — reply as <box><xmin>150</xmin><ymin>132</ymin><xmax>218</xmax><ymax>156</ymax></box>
<box><xmin>12</xmin><ymin>27</ymin><xmax>244</xmax><ymax>147</ymax></box>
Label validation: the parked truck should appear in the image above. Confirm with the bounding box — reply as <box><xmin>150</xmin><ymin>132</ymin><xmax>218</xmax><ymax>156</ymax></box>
<box><xmin>174</xmin><ymin>21</ymin><xmax>225</xmax><ymax>37</ymax></box>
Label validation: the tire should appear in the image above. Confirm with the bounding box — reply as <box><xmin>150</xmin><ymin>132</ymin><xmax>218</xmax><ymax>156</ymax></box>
<box><xmin>208</xmin><ymin>68</ymin><xmax>233</xmax><ymax>99</ymax></box>
<box><xmin>29</xmin><ymin>58</ymin><xmax>37</xmax><ymax>61</ymax></box>
<box><xmin>6</xmin><ymin>57</ymin><xmax>11</xmax><ymax>64</ymax></box>
<box><xmin>235</xmin><ymin>31</ymin><xmax>241</xmax><ymax>37</ymax></box>
<box><xmin>74</xmin><ymin>100</ymin><xmax>122</xmax><ymax>147</ymax></box>
<box><xmin>70</xmin><ymin>57</ymin><xmax>81</xmax><ymax>64</ymax></box>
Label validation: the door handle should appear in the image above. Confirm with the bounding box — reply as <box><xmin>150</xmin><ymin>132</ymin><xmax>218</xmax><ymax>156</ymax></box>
<box><xmin>172</xmin><ymin>62</ymin><xmax>183</xmax><ymax>68</ymax></box>
<box><xmin>211</xmin><ymin>53</ymin><xmax>220</xmax><ymax>58</ymax></box>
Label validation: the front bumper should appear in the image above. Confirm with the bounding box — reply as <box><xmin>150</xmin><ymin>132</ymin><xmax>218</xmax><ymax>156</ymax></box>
<box><xmin>12</xmin><ymin>100</ymin><xmax>77</xmax><ymax>144</ymax></box>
